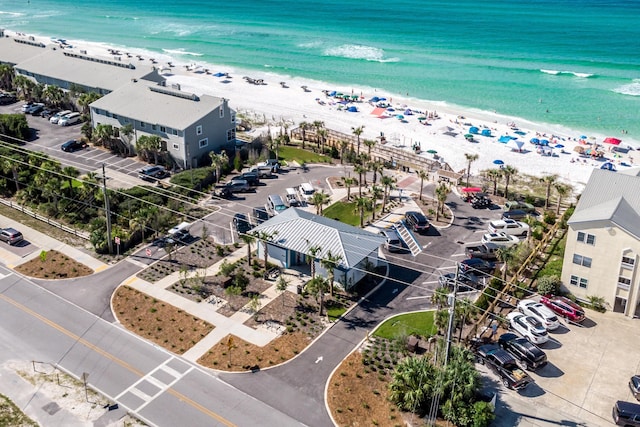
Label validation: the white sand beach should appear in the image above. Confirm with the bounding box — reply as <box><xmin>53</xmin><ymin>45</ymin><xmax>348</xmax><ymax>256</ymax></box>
<box><xmin>13</xmin><ymin>31</ymin><xmax>639</xmax><ymax>193</ymax></box>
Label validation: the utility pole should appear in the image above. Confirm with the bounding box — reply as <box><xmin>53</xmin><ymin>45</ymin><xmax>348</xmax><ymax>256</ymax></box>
<box><xmin>444</xmin><ymin>263</ymin><xmax>460</xmax><ymax>366</ymax></box>
<box><xmin>101</xmin><ymin>164</ymin><xmax>113</xmax><ymax>255</ymax></box>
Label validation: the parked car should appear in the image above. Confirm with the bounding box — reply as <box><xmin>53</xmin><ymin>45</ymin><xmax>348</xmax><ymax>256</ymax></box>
<box><xmin>239</xmin><ymin>171</ymin><xmax>260</xmax><ymax>187</ymax></box>
<box><xmin>233</xmin><ymin>213</ymin><xmax>252</xmax><ymax>234</ymax></box>
<box><xmin>498</xmin><ymin>333</ymin><xmax>548</xmax><ymax>371</ymax></box>
<box><xmin>506</xmin><ymin>312</ymin><xmax>549</xmax><ymax>345</ymax></box>
<box><xmin>0</xmin><ymin>228</ymin><xmax>24</xmax><ymax>245</ymax></box>
<box><xmin>0</xmin><ymin>93</ymin><xmax>16</xmax><ymax>105</ymax></box>
<box><xmin>20</xmin><ymin>102</ymin><xmax>33</xmax><ymax>113</ymax></box>
<box><xmin>285</xmin><ymin>193</ymin><xmax>300</xmax><ymax>207</ymax></box>
<box><xmin>225</xmin><ymin>179</ymin><xmax>250</xmax><ymax>193</ymax></box>
<box><xmin>517</xmin><ymin>299</ymin><xmax>560</xmax><ymax>330</ymax></box>
<box><xmin>630</xmin><ymin>375</ymin><xmax>640</xmax><ymax>401</ymax></box>
<box><xmin>252</xmin><ymin>206</ymin><xmax>270</xmax><ymax>224</ymax></box>
<box><xmin>138</xmin><ymin>165</ymin><xmax>170</xmax><ymax>181</ymax></box>
<box><xmin>475</xmin><ymin>344</ymin><xmax>533</xmax><ymax>390</ymax></box>
<box><xmin>465</xmin><ymin>242</ymin><xmax>499</xmax><ymax>261</ymax></box>
<box><xmin>488</xmin><ymin>219</ymin><xmax>530</xmax><ymax>237</ymax></box>
<box><xmin>262</xmin><ymin>158</ymin><xmax>281</xmax><ymax>172</ymax></box>
<box><xmin>379</xmin><ymin>228</ymin><xmax>403</xmax><ymax>253</ymax></box>
<box><xmin>481</xmin><ymin>232</ymin><xmax>520</xmax><ymax>248</ymax></box>
<box><xmin>168</xmin><ymin>228</ymin><xmax>191</xmax><ymax>245</ymax></box>
<box><xmin>213</xmin><ymin>187</ymin><xmax>233</xmax><ymax>199</ymax></box>
<box><xmin>471</xmin><ymin>195</ymin><xmax>492</xmax><ymax>209</ymax></box>
<box><xmin>438</xmin><ymin>272</ymin><xmax>479</xmax><ymax>292</ymax></box>
<box><xmin>540</xmin><ymin>294</ymin><xmax>586</xmax><ymax>323</ymax></box>
<box><xmin>49</xmin><ymin>110</ymin><xmax>72</xmax><ymax>124</ymax></box>
<box><xmin>40</xmin><ymin>107</ymin><xmax>59</xmax><ymax>118</ymax></box>
<box><xmin>613</xmin><ymin>400</ymin><xmax>640</xmax><ymax>426</ymax></box>
<box><xmin>61</xmin><ymin>139</ymin><xmax>87</xmax><ymax>152</ymax></box>
<box><xmin>501</xmin><ymin>209</ymin><xmax>529</xmax><ymax>221</ymax></box>
<box><xmin>504</xmin><ymin>200</ymin><xmax>536</xmax><ymax>214</ymax></box>
<box><xmin>404</xmin><ymin>211</ymin><xmax>430</xmax><ymax>233</ymax></box>
<box><xmin>459</xmin><ymin>258</ymin><xmax>496</xmax><ymax>275</ymax></box>
<box><xmin>58</xmin><ymin>112</ymin><xmax>81</xmax><ymax>126</ymax></box>
<box><xmin>24</xmin><ymin>103</ymin><xmax>45</xmax><ymax>114</ymax></box>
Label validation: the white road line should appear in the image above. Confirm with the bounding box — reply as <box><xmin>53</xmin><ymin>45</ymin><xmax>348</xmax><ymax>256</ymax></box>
<box><xmin>451</xmin><ymin>253</ymin><xmax>466</xmax><ymax>257</ymax></box>
<box><xmin>421</xmin><ymin>280</ymin><xmax>439</xmax><ymax>285</ymax></box>
<box><xmin>406</xmin><ymin>295</ymin><xmax>433</xmax><ymax>300</ymax></box>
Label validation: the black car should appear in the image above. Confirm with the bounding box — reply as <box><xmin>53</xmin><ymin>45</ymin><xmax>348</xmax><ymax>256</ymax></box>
<box><xmin>502</xmin><ymin>209</ymin><xmax>529</xmax><ymax>221</ymax></box>
<box><xmin>138</xmin><ymin>165</ymin><xmax>170</xmax><ymax>181</ymax></box>
<box><xmin>472</xmin><ymin>196</ymin><xmax>492</xmax><ymax>209</ymax></box>
<box><xmin>61</xmin><ymin>139</ymin><xmax>86</xmax><ymax>152</ymax></box>
<box><xmin>630</xmin><ymin>375</ymin><xmax>640</xmax><ymax>401</ymax></box>
<box><xmin>0</xmin><ymin>93</ymin><xmax>16</xmax><ymax>105</ymax></box>
<box><xmin>29</xmin><ymin>104</ymin><xmax>45</xmax><ymax>115</ymax></box>
<box><xmin>169</xmin><ymin>229</ymin><xmax>191</xmax><ymax>245</ymax></box>
<box><xmin>498</xmin><ymin>333</ymin><xmax>547</xmax><ymax>371</ymax></box>
<box><xmin>438</xmin><ymin>272</ymin><xmax>479</xmax><ymax>292</ymax></box>
<box><xmin>405</xmin><ymin>211</ymin><xmax>430</xmax><ymax>233</ymax></box>
<box><xmin>213</xmin><ymin>187</ymin><xmax>233</xmax><ymax>199</ymax></box>
<box><xmin>476</xmin><ymin>344</ymin><xmax>532</xmax><ymax>390</ymax></box>
<box><xmin>252</xmin><ymin>206</ymin><xmax>270</xmax><ymax>224</ymax></box>
<box><xmin>233</xmin><ymin>213</ymin><xmax>252</xmax><ymax>234</ymax></box>
<box><xmin>239</xmin><ymin>171</ymin><xmax>260</xmax><ymax>187</ymax></box>
<box><xmin>460</xmin><ymin>258</ymin><xmax>496</xmax><ymax>275</ymax></box>
<box><xmin>40</xmin><ymin>107</ymin><xmax>59</xmax><ymax>118</ymax></box>
<box><xmin>613</xmin><ymin>400</ymin><xmax>640</xmax><ymax>426</ymax></box>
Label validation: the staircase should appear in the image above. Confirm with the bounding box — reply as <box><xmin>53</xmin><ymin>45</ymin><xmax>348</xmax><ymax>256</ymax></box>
<box><xmin>394</xmin><ymin>222</ymin><xmax>422</xmax><ymax>256</ymax></box>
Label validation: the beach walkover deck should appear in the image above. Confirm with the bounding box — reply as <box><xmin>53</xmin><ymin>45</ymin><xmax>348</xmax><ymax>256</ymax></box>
<box><xmin>290</xmin><ymin>127</ymin><xmax>461</xmax><ymax>179</ymax></box>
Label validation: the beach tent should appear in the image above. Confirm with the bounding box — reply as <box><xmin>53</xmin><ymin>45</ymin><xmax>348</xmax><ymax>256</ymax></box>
<box><xmin>604</xmin><ymin>137</ymin><xmax>622</xmax><ymax>145</ymax></box>
<box><xmin>498</xmin><ymin>136</ymin><xmax>512</xmax><ymax>143</ymax></box>
<box><xmin>481</xmin><ymin>129</ymin><xmax>492</xmax><ymax>137</ymax></box>
<box><xmin>347</xmin><ymin>106</ymin><xmax>358</xmax><ymax>112</ymax></box>
<box><xmin>506</xmin><ymin>140</ymin><xmax>524</xmax><ymax>151</ymax></box>
<box><xmin>469</xmin><ymin>126</ymin><xmax>479</xmax><ymax>134</ymax></box>
<box><xmin>601</xmin><ymin>162</ymin><xmax>616</xmax><ymax>171</ymax></box>
<box><xmin>404</xmin><ymin>109</ymin><xmax>413</xmax><ymax>115</ymax></box>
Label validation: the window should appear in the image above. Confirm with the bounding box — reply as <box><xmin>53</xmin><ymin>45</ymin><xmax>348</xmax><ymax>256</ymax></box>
<box><xmin>577</xmin><ymin>232</ymin><xmax>595</xmax><ymax>245</ymax></box>
<box><xmin>160</xmin><ymin>126</ymin><xmax>166</xmax><ymax>133</ymax></box>
<box><xmin>219</xmin><ymin>107</ymin><xmax>224</xmax><ymax>118</ymax></box>
<box><xmin>570</xmin><ymin>275</ymin><xmax>588</xmax><ymax>289</ymax></box>
<box><xmin>173</xmin><ymin>129</ymin><xmax>178</xmax><ymax>136</ymax></box>
<box><xmin>618</xmin><ymin>276</ymin><xmax>631</xmax><ymax>290</ymax></box>
<box><xmin>199</xmin><ymin>138</ymin><xmax>208</xmax><ymax>148</ymax></box>
<box><xmin>572</xmin><ymin>254</ymin><xmax>592</xmax><ymax>268</ymax></box>
<box><xmin>140</xmin><ymin>121</ymin><xmax>146</xmax><ymax>128</ymax></box>
<box><xmin>113</xmin><ymin>114</ymin><xmax>118</xmax><ymax>120</ymax></box>
<box><xmin>622</xmin><ymin>256</ymin><xmax>635</xmax><ymax>267</ymax></box>
<box><xmin>172</xmin><ymin>143</ymin><xmax>179</xmax><ymax>150</ymax></box>
<box><xmin>196</xmin><ymin>125</ymin><xmax>202</xmax><ymax>135</ymax></box>
<box><xmin>227</xmin><ymin>129</ymin><xmax>236</xmax><ymax>142</ymax></box>
<box><xmin>152</xmin><ymin>124</ymin><xmax>157</xmax><ymax>130</ymax></box>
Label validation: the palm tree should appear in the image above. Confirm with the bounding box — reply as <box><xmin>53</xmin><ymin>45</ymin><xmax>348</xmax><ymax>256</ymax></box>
<box><xmin>417</xmin><ymin>169</ymin><xmax>429</xmax><ymax>201</ymax></box>
<box><xmin>363</xmin><ymin>139</ymin><xmax>376</xmax><ymax>158</ymax></box>
<box><xmin>311</xmin><ymin>190</ymin><xmax>330</xmax><ymax>215</ymax></box>
<box><xmin>435</xmin><ymin>183</ymin><xmax>450</xmax><ymax>222</ymax></box>
<box><xmin>316</xmin><ymin>128</ymin><xmax>327</xmax><ymax>154</ymax></box>
<box><xmin>431</xmin><ymin>286</ymin><xmax>450</xmax><ymax>309</ymax></box>
<box><xmin>306</xmin><ymin>243</ymin><xmax>322</xmax><ymax>278</ymax></box>
<box><xmin>239</xmin><ymin>233</ymin><xmax>256</xmax><ymax>266</ymax></box>
<box><xmin>502</xmin><ymin>165</ymin><xmax>518</xmax><ymax>200</ymax></box>
<box><xmin>339</xmin><ymin>140</ymin><xmax>349</xmax><ymax>164</ymax></box>
<box><xmin>369</xmin><ymin>185</ymin><xmax>383</xmax><ymax>221</ymax></box>
<box><xmin>93</xmin><ymin>124</ymin><xmax>114</xmax><ymax>148</ymax></box>
<box><xmin>380</xmin><ymin>174</ymin><xmax>396</xmax><ymax>213</ymax></box>
<box><xmin>209</xmin><ymin>151</ymin><xmax>229</xmax><ymax>183</ymax></box>
<box><xmin>0</xmin><ymin>64</ymin><xmax>14</xmax><ymax>90</ymax></box>
<box><xmin>306</xmin><ymin>276</ymin><xmax>329</xmax><ymax>315</ymax></box>
<box><xmin>455</xmin><ymin>298</ymin><xmax>477</xmax><ymax>342</ymax></box>
<box><xmin>312</xmin><ymin>120</ymin><xmax>324</xmax><ymax>150</ymax></box>
<box><xmin>341</xmin><ymin>176</ymin><xmax>356</xmax><ymax>200</ymax></box>
<box><xmin>554</xmin><ymin>182</ymin><xmax>571</xmax><ymax>215</ymax></box>
<box><xmin>354</xmin><ymin>196</ymin><xmax>371</xmax><ymax>227</ymax></box>
<box><xmin>147</xmin><ymin>135</ymin><xmax>163</xmax><ymax>165</ymax></box>
<box><xmin>320</xmin><ymin>250</ymin><xmax>343</xmax><ymax>297</ymax></box>
<box><xmin>1</xmin><ymin>156</ymin><xmax>21</xmax><ymax>192</ymax></box>
<box><xmin>354</xmin><ymin>164</ymin><xmax>367</xmax><ymax>197</ymax></box>
<box><xmin>541</xmin><ymin>174</ymin><xmax>558</xmax><ymax>210</ymax></box>
<box><xmin>13</xmin><ymin>75</ymin><xmax>35</xmax><ymax>101</ymax></box>
<box><xmin>351</xmin><ymin>125</ymin><xmax>364</xmax><ymax>156</ymax></box>
<box><xmin>298</xmin><ymin>121</ymin><xmax>310</xmax><ymax>149</ymax></box>
<box><xmin>42</xmin><ymin>85</ymin><xmax>64</xmax><ymax>108</ymax></box>
<box><xmin>252</xmin><ymin>230</ymin><xmax>278</xmax><ymax>275</ymax></box>
<box><xmin>464</xmin><ymin>153</ymin><xmax>479</xmax><ymax>187</ymax></box>
<box><xmin>434</xmin><ymin>309</ymin><xmax>450</xmax><ymax>336</ymax></box>
<box><xmin>61</xmin><ymin>166</ymin><xmax>80</xmax><ymax>197</ymax></box>
<box><xmin>496</xmin><ymin>246</ymin><xmax>517</xmax><ymax>280</ymax></box>
<box><xmin>130</xmin><ymin>208</ymin><xmax>152</xmax><ymax>242</ymax></box>
<box><xmin>485</xmin><ymin>169</ymin><xmax>502</xmax><ymax>195</ymax></box>
<box><xmin>389</xmin><ymin>356</ymin><xmax>436</xmax><ymax>412</ymax></box>
<box><xmin>77</xmin><ymin>92</ymin><xmax>101</xmax><ymax>114</ymax></box>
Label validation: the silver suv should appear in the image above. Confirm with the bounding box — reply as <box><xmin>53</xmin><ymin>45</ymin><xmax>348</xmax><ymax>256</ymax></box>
<box><xmin>0</xmin><ymin>228</ymin><xmax>23</xmax><ymax>245</ymax></box>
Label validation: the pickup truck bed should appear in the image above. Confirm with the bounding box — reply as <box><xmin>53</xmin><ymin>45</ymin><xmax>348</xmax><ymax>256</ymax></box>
<box><xmin>465</xmin><ymin>243</ymin><xmax>499</xmax><ymax>260</ymax></box>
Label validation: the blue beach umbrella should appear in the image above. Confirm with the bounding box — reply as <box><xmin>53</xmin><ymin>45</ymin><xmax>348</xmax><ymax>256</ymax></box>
<box><xmin>493</xmin><ymin>159</ymin><xmax>504</xmax><ymax>165</ymax></box>
<box><xmin>554</xmin><ymin>144</ymin><xmax>564</xmax><ymax>149</ymax></box>
<box><xmin>530</xmin><ymin>138</ymin><xmax>540</xmax><ymax>144</ymax></box>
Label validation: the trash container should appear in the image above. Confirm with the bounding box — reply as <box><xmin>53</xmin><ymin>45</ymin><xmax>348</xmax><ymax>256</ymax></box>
<box><xmin>297</xmin><ymin>285</ymin><xmax>303</xmax><ymax>295</ymax></box>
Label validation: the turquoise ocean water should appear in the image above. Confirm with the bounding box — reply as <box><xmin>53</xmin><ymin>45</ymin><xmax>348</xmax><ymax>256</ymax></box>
<box><xmin>1</xmin><ymin>0</ymin><xmax>639</xmax><ymax>143</ymax></box>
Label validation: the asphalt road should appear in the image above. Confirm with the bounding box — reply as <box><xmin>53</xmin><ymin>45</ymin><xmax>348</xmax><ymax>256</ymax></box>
<box><xmin>0</xmin><ymin>266</ymin><xmax>305</xmax><ymax>427</ymax></box>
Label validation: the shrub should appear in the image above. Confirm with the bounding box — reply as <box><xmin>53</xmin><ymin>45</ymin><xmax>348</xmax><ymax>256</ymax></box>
<box><xmin>536</xmin><ymin>275</ymin><xmax>561</xmax><ymax>295</ymax></box>
<box><xmin>587</xmin><ymin>295</ymin><xmax>606</xmax><ymax>312</ymax></box>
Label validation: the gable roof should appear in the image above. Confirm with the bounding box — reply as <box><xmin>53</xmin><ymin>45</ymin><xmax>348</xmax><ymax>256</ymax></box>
<box><xmin>250</xmin><ymin>208</ymin><xmax>386</xmax><ymax>268</ymax></box>
<box><xmin>90</xmin><ymin>81</ymin><xmax>225</xmax><ymax>130</ymax></box>
<box><xmin>568</xmin><ymin>168</ymin><xmax>640</xmax><ymax>238</ymax></box>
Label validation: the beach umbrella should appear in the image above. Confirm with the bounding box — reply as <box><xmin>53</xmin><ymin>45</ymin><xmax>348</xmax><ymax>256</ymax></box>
<box><xmin>498</xmin><ymin>136</ymin><xmax>512</xmax><ymax>143</ymax></box>
<box><xmin>378</xmin><ymin>97</ymin><xmax>387</xmax><ymax>101</ymax></box>
<box><xmin>493</xmin><ymin>159</ymin><xmax>504</xmax><ymax>165</ymax></box>
<box><xmin>427</xmin><ymin>149</ymin><xmax>437</xmax><ymax>154</ymax></box>
<box><xmin>601</xmin><ymin>162</ymin><xmax>616</xmax><ymax>171</ymax></box>
<box><xmin>580</xmin><ymin>135</ymin><xmax>587</xmax><ymax>139</ymax></box>
<box><xmin>469</xmin><ymin>126</ymin><xmax>479</xmax><ymax>134</ymax></box>
<box><xmin>604</xmin><ymin>137</ymin><xmax>622</xmax><ymax>145</ymax></box>
<box><xmin>418</xmin><ymin>116</ymin><xmax>427</xmax><ymax>121</ymax></box>
<box><xmin>554</xmin><ymin>144</ymin><xmax>564</xmax><ymax>149</ymax></box>
<box><xmin>369</xmin><ymin>96</ymin><xmax>379</xmax><ymax>102</ymax></box>
<box><xmin>540</xmin><ymin>139</ymin><xmax>550</xmax><ymax>146</ymax></box>
<box><xmin>530</xmin><ymin>138</ymin><xmax>540</xmax><ymax>144</ymax></box>
<box><xmin>404</xmin><ymin>109</ymin><xmax>413</xmax><ymax>115</ymax></box>
<box><xmin>396</xmin><ymin>115</ymin><xmax>404</xmax><ymax>120</ymax></box>
<box><xmin>465</xmin><ymin>134</ymin><xmax>474</xmax><ymax>138</ymax></box>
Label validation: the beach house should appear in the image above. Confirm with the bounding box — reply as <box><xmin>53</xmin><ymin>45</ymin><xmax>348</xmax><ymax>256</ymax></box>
<box><xmin>89</xmin><ymin>80</ymin><xmax>236</xmax><ymax>169</ymax></box>
<box><xmin>561</xmin><ymin>168</ymin><xmax>640</xmax><ymax>317</ymax></box>
<box><xmin>250</xmin><ymin>208</ymin><xmax>386</xmax><ymax>290</ymax></box>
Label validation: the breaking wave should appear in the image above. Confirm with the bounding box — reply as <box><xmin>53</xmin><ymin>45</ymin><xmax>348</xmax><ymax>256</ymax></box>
<box><xmin>323</xmin><ymin>44</ymin><xmax>399</xmax><ymax>63</ymax></box>
<box><xmin>612</xmin><ymin>79</ymin><xmax>640</xmax><ymax>96</ymax></box>
<box><xmin>540</xmin><ymin>69</ymin><xmax>594</xmax><ymax>78</ymax></box>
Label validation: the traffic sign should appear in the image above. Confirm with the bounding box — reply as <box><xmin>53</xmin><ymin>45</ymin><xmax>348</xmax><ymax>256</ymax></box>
<box><xmin>145</xmin><ymin>248</ymin><xmax>152</xmax><ymax>256</ymax></box>
<box><xmin>115</xmin><ymin>237</ymin><xmax>121</xmax><ymax>245</ymax></box>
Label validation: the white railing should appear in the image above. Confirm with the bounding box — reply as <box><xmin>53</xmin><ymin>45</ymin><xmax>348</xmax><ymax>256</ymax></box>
<box><xmin>0</xmin><ymin>199</ymin><xmax>91</xmax><ymax>240</ymax></box>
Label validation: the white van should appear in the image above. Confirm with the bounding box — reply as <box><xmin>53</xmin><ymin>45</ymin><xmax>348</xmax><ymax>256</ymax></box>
<box><xmin>298</xmin><ymin>183</ymin><xmax>315</xmax><ymax>203</ymax></box>
<box><xmin>267</xmin><ymin>194</ymin><xmax>288</xmax><ymax>215</ymax></box>
<box><xmin>50</xmin><ymin>110</ymin><xmax>72</xmax><ymax>124</ymax></box>
<box><xmin>285</xmin><ymin>188</ymin><xmax>300</xmax><ymax>207</ymax></box>
<box><xmin>58</xmin><ymin>112</ymin><xmax>81</xmax><ymax>126</ymax></box>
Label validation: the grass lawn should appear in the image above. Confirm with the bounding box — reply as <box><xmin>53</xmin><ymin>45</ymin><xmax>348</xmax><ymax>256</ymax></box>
<box><xmin>322</xmin><ymin>201</ymin><xmax>366</xmax><ymax>227</ymax></box>
<box><xmin>278</xmin><ymin>146</ymin><xmax>331</xmax><ymax>164</ymax></box>
<box><xmin>374</xmin><ymin>311</ymin><xmax>436</xmax><ymax>339</ymax></box>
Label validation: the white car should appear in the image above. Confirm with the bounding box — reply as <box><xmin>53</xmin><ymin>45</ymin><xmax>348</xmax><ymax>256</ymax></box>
<box><xmin>481</xmin><ymin>232</ymin><xmax>520</xmax><ymax>248</ymax></box>
<box><xmin>488</xmin><ymin>219</ymin><xmax>530</xmax><ymax>237</ymax></box>
<box><xmin>50</xmin><ymin>110</ymin><xmax>72</xmax><ymax>124</ymax></box>
<box><xmin>58</xmin><ymin>112</ymin><xmax>81</xmax><ymax>126</ymax></box>
<box><xmin>517</xmin><ymin>299</ymin><xmax>560</xmax><ymax>331</ymax></box>
<box><xmin>507</xmin><ymin>312</ymin><xmax>549</xmax><ymax>345</ymax></box>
